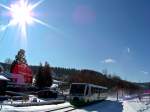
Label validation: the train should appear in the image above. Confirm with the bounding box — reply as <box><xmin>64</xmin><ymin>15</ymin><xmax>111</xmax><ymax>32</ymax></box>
<box><xmin>69</xmin><ymin>83</ymin><xmax>108</xmax><ymax>106</ymax></box>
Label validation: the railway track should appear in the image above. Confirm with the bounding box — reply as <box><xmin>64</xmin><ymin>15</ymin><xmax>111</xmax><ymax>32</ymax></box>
<box><xmin>45</xmin><ymin>105</ymin><xmax>76</xmax><ymax>112</ymax></box>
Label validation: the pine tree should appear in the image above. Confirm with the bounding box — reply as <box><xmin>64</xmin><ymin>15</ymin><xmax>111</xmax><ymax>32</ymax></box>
<box><xmin>35</xmin><ymin>63</ymin><xmax>44</xmax><ymax>89</ymax></box>
<box><xmin>43</xmin><ymin>62</ymin><xmax>53</xmax><ymax>87</ymax></box>
<box><xmin>10</xmin><ymin>49</ymin><xmax>27</xmax><ymax>72</ymax></box>
<box><xmin>34</xmin><ymin>62</ymin><xmax>53</xmax><ymax>89</ymax></box>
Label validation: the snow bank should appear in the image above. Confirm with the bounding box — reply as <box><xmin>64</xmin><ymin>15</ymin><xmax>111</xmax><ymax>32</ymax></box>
<box><xmin>123</xmin><ymin>98</ymin><xmax>150</xmax><ymax>112</ymax></box>
<box><xmin>1</xmin><ymin>102</ymin><xmax>70</xmax><ymax>112</ymax></box>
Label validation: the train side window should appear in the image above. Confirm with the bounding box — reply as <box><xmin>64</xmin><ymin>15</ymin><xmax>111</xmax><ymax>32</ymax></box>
<box><xmin>95</xmin><ymin>88</ymin><xmax>98</xmax><ymax>93</ymax></box>
<box><xmin>91</xmin><ymin>87</ymin><xmax>94</xmax><ymax>94</ymax></box>
<box><xmin>96</xmin><ymin>88</ymin><xmax>99</xmax><ymax>93</ymax></box>
<box><xmin>86</xmin><ymin>86</ymin><xmax>89</xmax><ymax>96</ymax></box>
<box><xmin>95</xmin><ymin>88</ymin><xmax>97</xmax><ymax>93</ymax></box>
<box><xmin>98</xmin><ymin>88</ymin><xmax>100</xmax><ymax>93</ymax></box>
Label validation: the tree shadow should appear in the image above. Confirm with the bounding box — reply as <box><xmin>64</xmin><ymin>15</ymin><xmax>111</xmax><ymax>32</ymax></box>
<box><xmin>77</xmin><ymin>100</ymin><xmax>123</xmax><ymax>112</ymax></box>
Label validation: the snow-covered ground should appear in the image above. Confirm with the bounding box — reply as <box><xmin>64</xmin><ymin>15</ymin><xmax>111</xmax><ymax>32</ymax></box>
<box><xmin>0</xmin><ymin>102</ymin><xmax>71</xmax><ymax>112</ymax></box>
<box><xmin>71</xmin><ymin>97</ymin><xmax>150</xmax><ymax>112</ymax></box>
<box><xmin>0</xmin><ymin>96</ymin><xmax>150</xmax><ymax>112</ymax></box>
<box><xmin>2</xmin><ymin>95</ymin><xmax>45</xmax><ymax>105</ymax></box>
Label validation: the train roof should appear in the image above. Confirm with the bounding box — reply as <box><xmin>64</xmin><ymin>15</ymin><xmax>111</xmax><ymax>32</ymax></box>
<box><xmin>71</xmin><ymin>83</ymin><xmax>108</xmax><ymax>89</ymax></box>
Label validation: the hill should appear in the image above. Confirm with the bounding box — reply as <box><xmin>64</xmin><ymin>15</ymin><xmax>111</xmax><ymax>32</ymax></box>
<box><xmin>0</xmin><ymin>62</ymin><xmax>143</xmax><ymax>93</ymax></box>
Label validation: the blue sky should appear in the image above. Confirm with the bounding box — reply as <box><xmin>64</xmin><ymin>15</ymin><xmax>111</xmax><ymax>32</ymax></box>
<box><xmin>0</xmin><ymin>0</ymin><xmax>150</xmax><ymax>82</ymax></box>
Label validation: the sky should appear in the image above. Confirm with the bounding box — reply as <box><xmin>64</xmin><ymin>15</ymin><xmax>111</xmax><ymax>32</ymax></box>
<box><xmin>0</xmin><ymin>0</ymin><xmax>150</xmax><ymax>82</ymax></box>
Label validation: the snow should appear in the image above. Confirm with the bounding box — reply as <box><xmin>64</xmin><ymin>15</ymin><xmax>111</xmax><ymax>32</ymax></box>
<box><xmin>0</xmin><ymin>96</ymin><xmax>150</xmax><ymax>112</ymax></box>
<box><xmin>51</xmin><ymin>84</ymin><xmax>58</xmax><ymax>88</ymax></box>
<box><xmin>0</xmin><ymin>75</ymin><xmax>9</xmax><ymax>81</ymax></box>
<box><xmin>70</xmin><ymin>96</ymin><xmax>150</xmax><ymax>112</ymax></box>
<box><xmin>71</xmin><ymin>99</ymin><xmax>123</xmax><ymax>112</ymax></box>
<box><xmin>0</xmin><ymin>102</ymin><xmax>71</xmax><ymax>112</ymax></box>
<box><xmin>123</xmin><ymin>96</ymin><xmax>150</xmax><ymax>112</ymax></box>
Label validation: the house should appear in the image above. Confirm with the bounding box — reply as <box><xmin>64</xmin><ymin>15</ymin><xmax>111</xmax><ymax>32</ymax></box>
<box><xmin>11</xmin><ymin>63</ymin><xmax>32</xmax><ymax>84</ymax></box>
<box><xmin>0</xmin><ymin>72</ymin><xmax>25</xmax><ymax>85</ymax></box>
<box><xmin>0</xmin><ymin>74</ymin><xmax>9</xmax><ymax>95</ymax></box>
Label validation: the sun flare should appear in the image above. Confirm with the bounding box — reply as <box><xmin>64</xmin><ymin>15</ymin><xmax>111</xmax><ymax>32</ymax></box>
<box><xmin>10</xmin><ymin>0</ymin><xmax>33</xmax><ymax>25</ymax></box>
<box><xmin>0</xmin><ymin>0</ymin><xmax>48</xmax><ymax>38</ymax></box>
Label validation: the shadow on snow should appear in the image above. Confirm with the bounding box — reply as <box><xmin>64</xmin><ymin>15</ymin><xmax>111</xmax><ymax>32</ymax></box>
<box><xmin>77</xmin><ymin>100</ymin><xmax>123</xmax><ymax>112</ymax></box>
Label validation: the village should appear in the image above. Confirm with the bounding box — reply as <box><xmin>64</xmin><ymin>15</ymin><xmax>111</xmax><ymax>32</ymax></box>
<box><xmin>0</xmin><ymin>49</ymin><xmax>69</xmax><ymax>107</ymax></box>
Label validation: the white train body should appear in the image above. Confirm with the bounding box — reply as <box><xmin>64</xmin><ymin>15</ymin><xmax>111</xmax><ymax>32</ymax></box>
<box><xmin>69</xmin><ymin>83</ymin><xmax>108</xmax><ymax>106</ymax></box>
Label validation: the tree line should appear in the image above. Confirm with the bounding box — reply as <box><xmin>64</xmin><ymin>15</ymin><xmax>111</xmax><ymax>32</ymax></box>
<box><xmin>1</xmin><ymin>58</ymin><xmax>143</xmax><ymax>92</ymax></box>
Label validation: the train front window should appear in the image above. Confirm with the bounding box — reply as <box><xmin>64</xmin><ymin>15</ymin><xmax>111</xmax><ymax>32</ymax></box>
<box><xmin>70</xmin><ymin>84</ymin><xmax>85</xmax><ymax>95</ymax></box>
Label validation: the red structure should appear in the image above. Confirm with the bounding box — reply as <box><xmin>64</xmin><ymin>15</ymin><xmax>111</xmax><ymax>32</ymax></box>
<box><xmin>10</xmin><ymin>49</ymin><xmax>33</xmax><ymax>84</ymax></box>
<box><xmin>12</xmin><ymin>63</ymin><xmax>32</xmax><ymax>84</ymax></box>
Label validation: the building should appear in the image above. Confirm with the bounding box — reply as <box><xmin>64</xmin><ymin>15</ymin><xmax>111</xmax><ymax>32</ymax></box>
<box><xmin>0</xmin><ymin>74</ymin><xmax>9</xmax><ymax>95</ymax></box>
<box><xmin>0</xmin><ymin>72</ymin><xmax>25</xmax><ymax>85</ymax></box>
<box><xmin>11</xmin><ymin>63</ymin><xmax>32</xmax><ymax>84</ymax></box>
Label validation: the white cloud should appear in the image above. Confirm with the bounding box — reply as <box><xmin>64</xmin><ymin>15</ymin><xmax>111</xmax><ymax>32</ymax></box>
<box><xmin>102</xmin><ymin>58</ymin><xmax>116</xmax><ymax>64</ymax></box>
<box><xmin>141</xmin><ymin>71</ymin><xmax>149</xmax><ymax>75</ymax></box>
<box><xmin>127</xmin><ymin>47</ymin><xmax>130</xmax><ymax>53</ymax></box>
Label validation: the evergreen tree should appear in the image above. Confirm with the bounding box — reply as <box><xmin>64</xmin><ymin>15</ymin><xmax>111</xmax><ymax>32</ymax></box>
<box><xmin>35</xmin><ymin>62</ymin><xmax>53</xmax><ymax>89</ymax></box>
<box><xmin>10</xmin><ymin>49</ymin><xmax>27</xmax><ymax>72</ymax></box>
<box><xmin>43</xmin><ymin>62</ymin><xmax>53</xmax><ymax>87</ymax></box>
<box><xmin>35</xmin><ymin>63</ymin><xmax>44</xmax><ymax>89</ymax></box>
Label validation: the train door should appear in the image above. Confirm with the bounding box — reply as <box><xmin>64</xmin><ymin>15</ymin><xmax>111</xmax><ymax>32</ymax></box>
<box><xmin>85</xmin><ymin>85</ymin><xmax>91</xmax><ymax>102</ymax></box>
<box><xmin>85</xmin><ymin>85</ymin><xmax>89</xmax><ymax>96</ymax></box>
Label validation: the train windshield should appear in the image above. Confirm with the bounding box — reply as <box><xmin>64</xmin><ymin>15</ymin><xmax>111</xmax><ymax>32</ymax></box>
<box><xmin>70</xmin><ymin>84</ymin><xmax>85</xmax><ymax>95</ymax></box>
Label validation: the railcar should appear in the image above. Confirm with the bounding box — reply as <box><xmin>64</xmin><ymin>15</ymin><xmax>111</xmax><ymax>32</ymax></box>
<box><xmin>69</xmin><ymin>83</ymin><xmax>108</xmax><ymax>106</ymax></box>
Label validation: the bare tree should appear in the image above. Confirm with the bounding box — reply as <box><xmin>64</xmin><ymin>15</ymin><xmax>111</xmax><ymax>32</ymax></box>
<box><xmin>4</xmin><ymin>58</ymin><xmax>13</xmax><ymax>64</ymax></box>
<box><xmin>4</xmin><ymin>58</ymin><xmax>13</xmax><ymax>72</ymax></box>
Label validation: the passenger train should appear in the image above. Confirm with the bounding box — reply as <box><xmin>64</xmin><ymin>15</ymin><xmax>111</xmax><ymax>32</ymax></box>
<box><xmin>69</xmin><ymin>83</ymin><xmax>108</xmax><ymax>106</ymax></box>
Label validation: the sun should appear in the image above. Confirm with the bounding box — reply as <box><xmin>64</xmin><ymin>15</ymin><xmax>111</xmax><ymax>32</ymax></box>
<box><xmin>0</xmin><ymin>0</ymin><xmax>48</xmax><ymax>38</ymax></box>
<box><xmin>10</xmin><ymin>0</ymin><xmax>33</xmax><ymax>25</ymax></box>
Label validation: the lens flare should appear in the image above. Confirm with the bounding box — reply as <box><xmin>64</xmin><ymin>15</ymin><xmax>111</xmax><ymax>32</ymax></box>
<box><xmin>0</xmin><ymin>0</ymin><xmax>48</xmax><ymax>38</ymax></box>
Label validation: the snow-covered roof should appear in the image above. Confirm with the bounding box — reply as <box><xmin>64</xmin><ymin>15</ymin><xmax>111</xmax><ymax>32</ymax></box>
<box><xmin>51</xmin><ymin>84</ymin><xmax>58</xmax><ymax>88</ymax></box>
<box><xmin>0</xmin><ymin>75</ymin><xmax>9</xmax><ymax>81</ymax></box>
<box><xmin>0</xmin><ymin>72</ymin><xmax>13</xmax><ymax>78</ymax></box>
<box><xmin>53</xmin><ymin>80</ymin><xmax>68</xmax><ymax>84</ymax></box>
